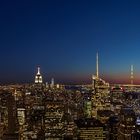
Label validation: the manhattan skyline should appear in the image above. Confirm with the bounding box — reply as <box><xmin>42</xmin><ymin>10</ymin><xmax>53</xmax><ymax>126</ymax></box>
<box><xmin>0</xmin><ymin>0</ymin><xmax>140</xmax><ymax>84</ymax></box>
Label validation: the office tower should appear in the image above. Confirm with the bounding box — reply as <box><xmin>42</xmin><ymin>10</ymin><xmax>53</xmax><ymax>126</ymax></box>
<box><xmin>131</xmin><ymin>117</ymin><xmax>140</xmax><ymax>140</ymax></box>
<box><xmin>111</xmin><ymin>86</ymin><xmax>124</xmax><ymax>103</ymax></box>
<box><xmin>84</xmin><ymin>100</ymin><xmax>92</xmax><ymax>118</ymax></box>
<box><xmin>62</xmin><ymin>112</ymin><xmax>76</xmax><ymax>139</ymax></box>
<box><xmin>91</xmin><ymin>53</ymin><xmax>110</xmax><ymax>119</ymax></box>
<box><xmin>92</xmin><ymin>52</ymin><xmax>109</xmax><ymax>88</ymax></box>
<box><xmin>17</xmin><ymin>108</ymin><xmax>25</xmax><ymax>126</ymax></box>
<box><xmin>118</xmin><ymin>107</ymin><xmax>136</xmax><ymax>140</ymax></box>
<box><xmin>108</xmin><ymin>116</ymin><xmax>119</xmax><ymax>140</ymax></box>
<box><xmin>76</xmin><ymin>118</ymin><xmax>106</xmax><ymax>140</ymax></box>
<box><xmin>35</xmin><ymin>67</ymin><xmax>43</xmax><ymax>84</ymax></box>
<box><xmin>83</xmin><ymin>93</ymin><xmax>92</xmax><ymax>118</ymax></box>
<box><xmin>50</xmin><ymin>78</ymin><xmax>54</xmax><ymax>88</ymax></box>
<box><xmin>46</xmin><ymin>82</ymin><xmax>49</xmax><ymax>88</ymax></box>
<box><xmin>2</xmin><ymin>93</ymin><xmax>19</xmax><ymax>140</ymax></box>
<box><xmin>44</xmin><ymin>100</ymin><xmax>65</xmax><ymax>139</ymax></box>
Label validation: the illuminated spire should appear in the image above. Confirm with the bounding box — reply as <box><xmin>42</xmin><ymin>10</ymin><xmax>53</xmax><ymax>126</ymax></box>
<box><xmin>37</xmin><ymin>67</ymin><xmax>40</xmax><ymax>75</ymax></box>
<box><xmin>96</xmin><ymin>52</ymin><xmax>99</xmax><ymax>78</ymax></box>
<box><xmin>131</xmin><ymin>64</ymin><xmax>134</xmax><ymax>85</ymax></box>
<box><xmin>35</xmin><ymin>67</ymin><xmax>43</xmax><ymax>84</ymax></box>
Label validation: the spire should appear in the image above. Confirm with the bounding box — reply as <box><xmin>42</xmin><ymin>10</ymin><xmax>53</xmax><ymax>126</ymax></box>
<box><xmin>131</xmin><ymin>64</ymin><xmax>134</xmax><ymax>85</ymax></box>
<box><xmin>96</xmin><ymin>52</ymin><xmax>99</xmax><ymax>78</ymax></box>
<box><xmin>37</xmin><ymin>67</ymin><xmax>40</xmax><ymax>75</ymax></box>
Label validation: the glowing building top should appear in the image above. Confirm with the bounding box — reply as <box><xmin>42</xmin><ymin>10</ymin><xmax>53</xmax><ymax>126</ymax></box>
<box><xmin>35</xmin><ymin>67</ymin><xmax>43</xmax><ymax>84</ymax></box>
<box><xmin>92</xmin><ymin>52</ymin><xmax>109</xmax><ymax>88</ymax></box>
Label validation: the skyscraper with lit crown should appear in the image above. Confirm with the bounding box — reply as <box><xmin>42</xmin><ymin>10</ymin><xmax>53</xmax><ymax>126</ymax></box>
<box><xmin>35</xmin><ymin>67</ymin><xmax>43</xmax><ymax>84</ymax></box>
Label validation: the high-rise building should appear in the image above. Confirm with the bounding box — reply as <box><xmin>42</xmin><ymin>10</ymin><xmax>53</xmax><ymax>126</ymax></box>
<box><xmin>83</xmin><ymin>93</ymin><xmax>92</xmax><ymax>118</ymax></box>
<box><xmin>35</xmin><ymin>67</ymin><xmax>43</xmax><ymax>84</ymax></box>
<box><xmin>92</xmin><ymin>52</ymin><xmax>109</xmax><ymax>89</ymax></box>
<box><xmin>2</xmin><ymin>93</ymin><xmax>19</xmax><ymax>140</ymax></box>
<box><xmin>76</xmin><ymin>118</ymin><xmax>106</xmax><ymax>140</ymax></box>
<box><xmin>108</xmin><ymin>116</ymin><xmax>119</xmax><ymax>140</ymax></box>
<box><xmin>111</xmin><ymin>86</ymin><xmax>124</xmax><ymax>103</ymax></box>
<box><xmin>91</xmin><ymin>53</ymin><xmax>110</xmax><ymax>118</ymax></box>
<box><xmin>44</xmin><ymin>100</ymin><xmax>65</xmax><ymax>139</ymax></box>
<box><xmin>17</xmin><ymin>108</ymin><xmax>25</xmax><ymax>126</ymax></box>
<box><xmin>50</xmin><ymin>78</ymin><xmax>54</xmax><ymax>88</ymax></box>
<box><xmin>118</xmin><ymin>107</ymin><xmax>136</xmax><ymax>140</ymax></box>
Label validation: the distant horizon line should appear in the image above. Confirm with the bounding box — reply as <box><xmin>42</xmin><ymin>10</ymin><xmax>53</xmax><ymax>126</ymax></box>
<box><xmin>0</xmin><ymin>80</ymin><xmax>139</xmax><ymax>86</ymax></box>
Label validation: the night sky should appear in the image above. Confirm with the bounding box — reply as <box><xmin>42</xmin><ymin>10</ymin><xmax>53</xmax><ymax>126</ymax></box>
<box><xmin>0</xmin><ymin>0</ymin><xmax>140</xmax><ymax>84</ymax></box>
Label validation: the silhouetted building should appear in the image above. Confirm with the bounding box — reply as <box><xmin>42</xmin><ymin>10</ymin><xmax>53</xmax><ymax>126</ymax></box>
<box><xmin>2</xmin><ymin>93</ymin><xmax>19</xmax><ymax>140</ymax></box>
<box><xmin>76</xmin><ymin>118</ymin><xmax>106</xmax><ymax>140</ymax></box>
<box><xmin>118</xmin><ymin>107</ymin><xmax>136</xmax><ymax>140</ymax></box>
<box><xmin>108</xmin><ymin>116</ymin><xmax>119</xmax><ymax>140</ymax></box>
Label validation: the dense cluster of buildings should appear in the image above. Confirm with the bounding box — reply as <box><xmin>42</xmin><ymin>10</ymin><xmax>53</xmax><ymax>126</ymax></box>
<box><xmin>0</xmin><ymin>54</ymin><xmax>140</xmax><ymax>140</ymax></box>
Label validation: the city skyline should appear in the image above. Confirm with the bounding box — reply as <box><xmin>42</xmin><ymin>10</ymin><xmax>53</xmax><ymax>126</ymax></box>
<box><xmin>1</xmin><ymin>0</ymin><xmax>140</xmax><ymax>84</ymax></box>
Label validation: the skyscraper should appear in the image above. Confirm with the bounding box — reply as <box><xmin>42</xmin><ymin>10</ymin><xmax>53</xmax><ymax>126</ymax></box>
<box><xmin>2</xmin><ymin>93</ymin><xmax>19</xmax><ymax>140</ymax></box>
<box><xmin>50</xmin><ymin>78</ymin><xmax>54</xmax><ymax>88</ymax></box>
<box><xmin>35</xmin><ymin>67</ymin><xmax>43</xmax><ymax>84</ymax></box>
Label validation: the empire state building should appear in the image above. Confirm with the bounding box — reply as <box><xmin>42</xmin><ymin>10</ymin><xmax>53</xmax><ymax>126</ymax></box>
<box><xmin>35</xmin><ymin>67</ymin><xmax>43</xmax><ymax>84</ymax></box>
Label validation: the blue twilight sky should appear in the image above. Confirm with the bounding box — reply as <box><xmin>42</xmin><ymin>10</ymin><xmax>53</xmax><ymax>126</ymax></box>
<box><xmin>0</xmin><ymin>0</ymin><xmax>140</xmax><ymax>84</ymax></box>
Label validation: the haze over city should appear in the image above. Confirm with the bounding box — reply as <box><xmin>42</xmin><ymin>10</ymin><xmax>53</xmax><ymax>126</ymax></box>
<box><xmin>0</xmin><ymin>0</ymin><xmax>140</xmax><ymax>84</ymax></box>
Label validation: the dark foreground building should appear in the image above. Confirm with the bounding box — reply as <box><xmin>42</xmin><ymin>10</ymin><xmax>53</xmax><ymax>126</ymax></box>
<box><xmin>76</xmin><ymin>118</ymin><xmax>106</xmax><ymax>140</ymax></box>
<box><xmin>2</xmin><ymin>93</ymin><xmax>19</xmax><ymax>140</ymax></box>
